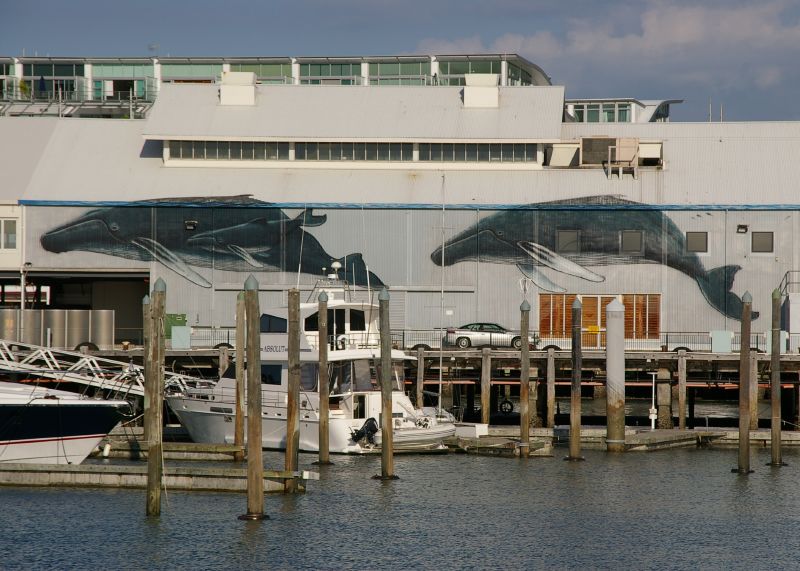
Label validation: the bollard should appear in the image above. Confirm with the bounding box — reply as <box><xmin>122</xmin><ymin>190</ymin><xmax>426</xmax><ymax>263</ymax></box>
<box><xmin>376</xmin><ymin>288</ymin><xmax>397</xmax><ymax>480</ymax></box>
<box><xmin>567</xmin><ymin>298</ymin><xmax>584</xmax><ymax>461</ymax></box>
<box><xmin>605</xmin><ymin>299</ymin><xmax>625</xmax><ymax>452</ymax></box>
<box><xmin>546</xmin><ymin>348</ymin><xmax>555</xmax><ymax>428</ymax></box>
<box><xmin>481</xmin><ymin>348</ymin><xmax>491</xmax><ymax>425</ymax></box>
<box><xmin>146</xmin><ymin>278</ymin><xmax>166</xmax><ymax>516</ymax></box>
<box><xmin>770</xmin><ymin>289</ymin><xmax>786</xmax><ymax>467</ymax></box>
<box><xmin>234</xmin><ymin>292</ymin><xmax>245</xmax><ymax>463</ymax></box>
<box><xmin>316</xmin><ymin>292</ymin><xmax>332</xmax><ymax>466</ymax></box>
<box><xmin>239</xmin><ymin>275</ymin><xmax>267</xmax><ymax>520</ymax></box>
<box><xmin>734</xmin><ymin>291</ymin><xmax>753</xmax><ymax>474</ymax></box>
<box><xmin>519</xmin><ymin>300</ymin><xmax>531</xmax><ymax>453</ymax></box>
<box><xmin>677</xmin><ymin>350</ymin><xmax>687</xmax><ymax>430</ymax></box>
<box><xmin>285</xmin><ymin>289</ymin><xmax>301</xmax><ymax>492</ymax></box>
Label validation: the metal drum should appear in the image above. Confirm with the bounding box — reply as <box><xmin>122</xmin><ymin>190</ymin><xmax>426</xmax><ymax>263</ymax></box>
<box><xmin>0</xmin><ymin>309</ymin><xmax>19</xmax><ymax>341</ymax></box>
<box><xmin>66</xmin><ymin>309</ymin><xmax>90</xmax><ymax>349</ymax></box>
<box><xmin>21</xmin><ymin>310</ymin><xmax>43</xmax><ymax>345</ymax></box>
<box><xmin>43</xmin><ymin>309</ymin><xmax>67</xmax><ymax>348</ymax></box>
<box><xmin>90</xmin><ymin>310</ymin><xmax>115</xmax><ymax>350</ymax></box>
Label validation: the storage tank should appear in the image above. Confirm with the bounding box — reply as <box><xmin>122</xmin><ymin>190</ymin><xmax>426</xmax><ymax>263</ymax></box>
<box><xmin>90</xmin><ymin>310</ymin><xmax>115</xmax><ymax>350</ymax></box>
<box><xmin>0</xmin><ymin>309</ymin><xmax>19</xmax><ymax>341</ymax></box>
<box><xmin>43</xmin><ymin>309</ymin><xmax>67</xmax><ymax>348</ymax></box>
<box><xmin>20</xmin><ymin>310</ymin><xmax>43</xmax><ymax>345</ymax></box>
<box><xmin>66</xmin><ymin>309</ymin><xmax>90</xmax><ymax>349</ymax></box>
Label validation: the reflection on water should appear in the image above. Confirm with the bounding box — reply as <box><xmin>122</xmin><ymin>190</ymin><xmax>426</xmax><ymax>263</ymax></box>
<box><xmin>3</xmin><ymin>448</ymin><xmax>800</xmax><ymax>569</ymax></box>
<box><xmin>557</xmin><ymin>398</ymin><xmax>773</xmax><ymax>420</ymax></box>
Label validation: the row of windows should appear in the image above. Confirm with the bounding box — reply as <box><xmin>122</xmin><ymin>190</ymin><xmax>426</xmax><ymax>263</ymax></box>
<box><xmin>419</xmin><ymin>143</ymin><xmax>537</xmax><ymax>163</ymax></box>
<box><xmin>572</xmin><ymin>102</ymin><xmax>631</xmax><ymax>123</ymax></box>
<box><xmin>295</xmin><ymin>142</ymin><xmax>413</xmax><ymax>161</ymax></box>
<box><xmin>168</xmin><ymin>140</ymin><xmax>543</xmax><ymax>164</ymax></box>
<box><xmin>23</xmin><ymin>63</ymin><xmax>84</xmax><ymax>77</ymax></box>
<box><xmin>230</xmin><ymin>63</ymin><xmax>292</xmax><ymax>79</ymax></box>
<box><xmin>437</xmin><ymin>60</ymin><xmax>501</xmax><ymax>75</ymax></box>
<box><xmin>169</xmin><ymin>141</ymin><xmax>290</xmax><ymax>161</ymax></box>
<box><xmin>300</xmin><ymin>63</ymin><xmax>362</xmax><ymax>78</ymax></box>
<box><xmin>555</xmin><ymin>230</ymin><xmax>775</xmax><ymax>255</ymax></box>
<box><xmin>92</xmin><ymin>64</ymin><xmax>154</xmax><ymax>79</ymax></box>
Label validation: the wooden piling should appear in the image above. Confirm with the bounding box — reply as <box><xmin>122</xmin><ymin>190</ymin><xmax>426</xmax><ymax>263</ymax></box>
<box><xmin>519</xmin><ymin>301</ymin><xmax>530</xmax><ymax>452</ymax></box>
<box><xmin>735</xmin><ymin>291</ymin><xmax>752</xmax><ymax>474</ymax></box>
<box><xmin>378</xmin><ymin>288</ymin><xmax>396</xmax><ymax>480</ymax></box>
<box><xmin>240</xmin><ymin>275</ymin><xmax>267</xmax><ymax>520</ymax></box>
<box><xmin>568</xmin><ymin>298</ymin><xmax>583</xmax><ymax>461</ymax></box>
<box><xmin>546</xmin><ymin>348</ymin><xmax>555</xmax><ymax>428</ymax></box>
<box><xmin>605</xmin><ymin>299</ymin><xmax>625</xmax><ymax>453</ymax></box>
<box><xmin>142</xmin><ymin>295</ymin><xmax>152</xmax><ymax>444</ymax></box>
<box><xmin>416</xmin><ymin>347</ymin><xmax>425</xmax><ymax>409</ymax></box>
<box><xmin>749</xmin><ymin>353</ymin><xmax>758</xmax><ymax>431</ymax></box>
<box><xmin>770</xmin><ymin>289</ymin><xmax>784</xmax><ymax>467</ymax></box>
<box><xmin>677</xmin><ymin>350</ymin><xmax>687</xmax><ymax>430</ymax></box>
<box><xmin>285</xmin><ymin>289</ymin><xmax>301</xmax><ymax>492</ymax></box>
<box><xmin>146</xmin><ymin>279</ymin><xmax>165</xmax><ymax>516</ymax></box>
<box><xmin>481</xmin><ymin>348</ymin><xmax>491</xmax><ymax>426</ymax></box>
<box><xmin>316</xmin><ymin>292</ymin><xmax>332</xmax><ymax>465</ymax></box>
<box><xmin>234</xmin><ymin>292</ymin><xmax>245</xmax><ymax>463</ymax></box>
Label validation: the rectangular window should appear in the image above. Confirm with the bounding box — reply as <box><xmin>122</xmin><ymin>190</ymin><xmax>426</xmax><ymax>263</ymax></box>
<box><xmin>573</xmin><ymin>106</ymin><xmax>585</xmax><ymax>122</ymax></box>
<box><xmin>241</xmin><ymin>142</ymin><xmax>254</xmax><ymax>160</ymax></box>
<box><xmin>2</xmin><ymin>220</ymin><xmax>17</xmax><ymax>249</ymax></box>
<box><xmin>229</xmin><ymin>141</ymin><xmax>242</xmax><ymax>160</ymax></box>
<box><xmin>205</xmin><ymin>141</ymin><xmax>218</xmax><ymax>160</ymax></box>
<box><xmin>180</xmin><ymin>141</ymin><xmax>193</xmax><ymax>159</ymax></box>
<box><xmin>441</xmin><ymin>143</ymin><xmax>454</xmax><ymax>162</ymax></box>
<box><xmin>489</xmin><ymin>144</ymin><xmax>502</xmax><ymax>162</ymax></box>
<box><xmin>430</xmin><ymin>143</ymin><xmax>442</xmax><ymax>162</ymax></box>
<box><xmin>466</xmin><ymin>144</ymin><xmax>478</xmax><ymax>161</ymax></box>
<box><xmin>260</xmin><ymin>314</ymin><xmax>287</xmax><ymax>333</ymax></box>
<box><xmin>621</xmin><ymin>230</ymin><xmax>643</xmax><ymax>254</ymax></box>
<box><xmin>389</xmin><ymin>143</ymin><xmax>401</xmax><ymax>161</ymax></box>
<box><xmin>586</xmin><ymin>104</ymin><xmax>600</xmax><ymax>123</ymax></box>
<box><xmin>603</xmin><ymin>104</ymin><xmax>615</xmax><ymax>122</ymax></box>
<box><xmin>617</xmin><ymin>104</ymin><xmax>630</xmax><ymax>122</ymax></box>
<box><xmin>377</xmin><ymin>143</ymin><xmax>390</xmax><ymax>161</ymax></box>
<box><xmin>261</xmin><ymin>364</ymin><xmax>282</xmax><ymax>385</ymax></box>
<box><xmin>752</xmin><ymin>231</ymin><xmax>774</xmax><ymax>253</ymax></box>
<box><xmin>366</xmin><ymin>143</ymin><xmax>378</xmax><ymax>161</ymax></box>
<box><xmin>354</xmin><ymin>143</ymin><xmax>366</xmax><ymax>160</ymax></box>
<box><xmin>277</xmin><ymin>142</ymin><xmax>290</xmax><ymax>160</ymax></box>
<box><xmin>477</xmin><ymin>144</ymin><xmax>490</xmax><ymax>161</ymax></box>
<box><xmin>686</xmin><ymin>231</ymin><xmax>708</xmax><ymax>253</ymax></box>
<box><xmin>557</xmin><ymin>230</ymin><xmax>580</xmax><ymax>254</ymax></box>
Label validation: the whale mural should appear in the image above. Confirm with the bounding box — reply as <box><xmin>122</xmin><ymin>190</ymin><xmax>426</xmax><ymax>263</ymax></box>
<box><xmin>430</xmin><ymin>196</ymin><xmax>755</xmax><ymax>320</ymax></box>
<box><xmin>40</xmin><ymin>197</ymin><xmax>383</xmax><ymax>288</ymax></box>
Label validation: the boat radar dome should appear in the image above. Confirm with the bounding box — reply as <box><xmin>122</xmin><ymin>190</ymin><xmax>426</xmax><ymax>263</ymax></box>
<box><xmin>329</xmin><ymin>260</ymin><xmax>341</xmax><ymax>279</ymax></box>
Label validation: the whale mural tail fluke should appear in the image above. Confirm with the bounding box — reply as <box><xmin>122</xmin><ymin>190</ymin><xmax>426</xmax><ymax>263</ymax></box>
<box><xmin>295</xmin><ymin>209</ymin><xmax>327</xmax><ymax>227</ymax></box>
<box><xmin>696</xmin><ymin>265</ymin><xmax>758</xmax><ymax>320</ymax></box>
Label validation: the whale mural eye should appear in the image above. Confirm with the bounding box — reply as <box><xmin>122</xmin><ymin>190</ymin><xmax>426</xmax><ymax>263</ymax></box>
<box><xmin>109</xmin><ymin>222</ymin><xmax>120</xmax><ymax>232</ymax></box>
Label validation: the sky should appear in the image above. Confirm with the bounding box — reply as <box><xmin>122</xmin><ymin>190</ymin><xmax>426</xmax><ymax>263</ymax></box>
<box><xmin>4</xmin><ymin>0</ymin><xmax>800</xmax><ymax>121</ymax></box>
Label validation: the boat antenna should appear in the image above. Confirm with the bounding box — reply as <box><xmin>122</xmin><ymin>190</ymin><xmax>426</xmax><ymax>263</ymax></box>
<box><xmin>296</xmin><ymin>205</ymin><xmax>307</xmax><ymax>289</ymax></box>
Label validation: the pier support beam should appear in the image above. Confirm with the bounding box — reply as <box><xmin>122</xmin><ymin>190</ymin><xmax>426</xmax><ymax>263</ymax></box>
<box><xmin>316</xmin><ymin>292</ymin><xmax>332</xmax><ymax>466</ymax></box>
<box><xmin>656</xmin><ymin>368</ymin><xmax>673</xmax><ymax>429</ymax></box>
<box><xmin>567</xmin><ymin>299</ymin><xmax>583</xmax><ymax>461</ymax></box>
<box><xmin>481</xmin><ymin>348</ymin><xmax>491</xmax><ymax>425</ymax></box>
<box><xmin>285</xmin><ymin>289</ymin><xmax>300</xmax><ymax>492</ymax></box>
<box><xmin>416</xmin><ymin>348</ymin><xmax>425</xmax><ymax>409</ymax></box>
<box><xmin>605</xmin><ymin>299</ymin><xmax>625</xmax><ymax>453</ymax></box>
<box><xmin>677</xmin><ymin>350</ymin><xmax>687</xmax><ymax>430</ymax></box>
<box><xmin>546</xmin><ymin>348</ymin><xmax>555</xmax><ymax>428</ymax></box>
<box><xmin>234</xmin><ymin>292</ymin><xmax>245</xmax><ymax>463</ymax></box>
<box><xmin>749</xmin><ymin>353</ymin><xmax>759</xmax><ymax>431</ymax></box>
<box><xmin>770</xmin><ymin>289</ymin><xmax>785</xmax><ymax>467</ymax></box>
<box><xmin>519</xmin><ymin>300</ymin><xmax>531</xmax><ymax>452</ymax></box>
<box><xmin>377</xmin><ymin>288</ymin><xmax>396</xmax><ymax>480</ymax></box>
<box><xmin>145</xmin><ymin>278</ymin><xmax>165</xmax><ymax>517</ymax></box>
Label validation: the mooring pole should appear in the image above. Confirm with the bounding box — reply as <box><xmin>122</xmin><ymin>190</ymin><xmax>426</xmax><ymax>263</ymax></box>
<box><xmin>770</xmin><ymin>289</ymin><xmax>784</xmax><ymax>466</ymax></box>
<box><xmin>519</xmin><ymin>300</ymin><xmax>531</xmax><ymax>454</ymax></box>
<box><xmin>605</xmin><ymin>299</ymin><xmax>625</xmax><ymax>452</ymax></box>
<box><xmin>481</xmin><ymin>348</ymin><xmax>491</xmax><ymax>425</ymax></box>
<box><xmin>240</xmin><ymin>275</ymin><xmax>267</xmax><ymax>520</ymax></box>
<box><xmin>377</xmin><ymin>288</ymin><xmax>396</xmax><ymax>480</ymax></box>
<box><xmin>678</xmin><ymin>350</ymin><xmax>687</xmax><ymax>430</ymax></box>
<box><xmin>234</xmin><ymin>292</ymin><xmax>245</xmax><ymax>463</ymax></box>
<box><xmin>416</xmin><ymin>347</ymin><xmax>425</xmax><ymax>409</ymax></box>
<box><xmin>568</xmin><ymin>298</ymin><xmax>584</xmax><ymax>461</ymax></box>
<box><xmin>146</xmin><ymin>278</ymin><xmax>166</xmax><ymax>516</ymax></box>
<box><xmin>735</xmin><ymin>291</ymin><xmax>752</xmax><ymax>474</ymax></box>
<box><xmin>316</xmin><ymin>292</ymin><xmax>332</xmax><ymax>465</ymax></box>
<box><xmin>546</xmin><ymin>348</ymin><xmax>555</xmax><ymax>427</ymax></box>
<box><xmin>142</xmin><ymin>295</ymin><xmax>152</xmax><ymax>444</ymax></box>
<box><xmin>285</xmin><ymin>289</ymin><xmax>301</xmax><ymax>492</ymax></box>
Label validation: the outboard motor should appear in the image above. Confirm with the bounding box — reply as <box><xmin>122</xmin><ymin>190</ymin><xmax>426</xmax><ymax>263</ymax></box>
<box><xmin>351</xmin><ymin>417</ymin><xmax>379</xmax><ymax>444</ymax></box>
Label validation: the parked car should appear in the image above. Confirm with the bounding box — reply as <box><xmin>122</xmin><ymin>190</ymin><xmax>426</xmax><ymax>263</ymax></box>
<box><xmin>443</xmin><ymin>323</ymin><xmax>534</xmax><ymax>349</ymax></box>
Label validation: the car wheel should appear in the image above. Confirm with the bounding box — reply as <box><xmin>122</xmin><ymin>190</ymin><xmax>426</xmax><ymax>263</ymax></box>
<box><xmin>456</xmin><ymin>337</ymin><xmax>471</xmax><ymax>349</ymax></box>
<box><xmin>511</xmin><ymin>337</ymin><xmax>522</xmax><ymax>349</ymax></box>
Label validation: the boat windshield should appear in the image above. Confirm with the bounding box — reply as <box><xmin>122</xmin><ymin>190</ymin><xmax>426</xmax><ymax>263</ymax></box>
<box><xmin>329</xmin><ymin>359</ymin><xmax>403</xmax><ymax>393</ymax></box>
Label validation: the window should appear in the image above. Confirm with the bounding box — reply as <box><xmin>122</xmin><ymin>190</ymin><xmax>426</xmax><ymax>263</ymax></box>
<box><xmin>300</xmin><ymin>363</ymin><xmax>318</xmax><ymax>391</ymax></box>
<box><xmin>557</xmin><ymin>230</ymin><xmax>580</xmax><ymax>254</ymax></box>
<box><xmin>261</xmin><ymin>364</ymin><xmax>282</xmax><ymax>385</ymax></box>
<box><xmin>621</xmin><ymin>230</ymin><xmax>643</xmax><ymax>254</ymax></box>
<box><xmin>752</xmin><ymin>231</ymin><xmax>774</xmax><ymax>253</ymax></box>
<box><xmin>1</xmin><ymin>220</ymin><xmax>16</xmax><ymax>249</ymax></box>
<box><xmin>686</xmin><ymin>232</ymin><xmax>708</xmax><ymax>253</ymax></box>
<box><xmin>260</xmin><ymin>314</ymin><xmax>287</xmax><ymax>333</ymax></box>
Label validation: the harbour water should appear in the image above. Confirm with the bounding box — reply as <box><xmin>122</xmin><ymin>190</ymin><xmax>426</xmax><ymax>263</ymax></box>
<box><xmin>3</xmin><ymin>446</ymin><xmax>800</xmax><ymax>570</ymax></box>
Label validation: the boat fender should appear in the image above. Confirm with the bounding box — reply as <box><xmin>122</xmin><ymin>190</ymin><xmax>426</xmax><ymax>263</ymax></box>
<box><xmin>335</xmin><ymin>334</ymin><xmax>347</xmax><ymax>350</ymax></box>
<box><xmin>500</xmin><ymin>400</ymin><xmax>514</xmax><ymax>414</ymax></box>
<box><xmin>351</xmin><ymin>417</ymin><xmax>379</xmax><ymax>444</ymax></box>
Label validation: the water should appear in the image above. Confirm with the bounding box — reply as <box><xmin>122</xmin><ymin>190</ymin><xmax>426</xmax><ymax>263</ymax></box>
<box><xmin>3</xmin><ymin>447</ymin><xmax>800</xmax><ymax>570</ymax></box>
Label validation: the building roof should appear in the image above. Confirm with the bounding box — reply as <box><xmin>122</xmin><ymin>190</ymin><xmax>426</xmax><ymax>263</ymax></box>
<box><xmin>143</xmin><ymin>83</ymin><xmax>566</xmax><ymax>142</ymax></box>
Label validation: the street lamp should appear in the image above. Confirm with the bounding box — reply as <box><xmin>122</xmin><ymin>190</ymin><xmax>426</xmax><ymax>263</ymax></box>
<box><xmin>649</xmin><ymin>371</ymin><xmax>658</xmax><ymax>430</ymax></box>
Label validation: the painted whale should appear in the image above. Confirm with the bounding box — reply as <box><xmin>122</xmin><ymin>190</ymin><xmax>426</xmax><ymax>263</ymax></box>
<box><xmin>430</xmin><ymin>196</ymin><xmax>755</xmax><ymax>320</ymax></box>
<box><xmin>40</xmin><ymin>197</ymin><xmax>383</xmax><ymax>289</ymax></box>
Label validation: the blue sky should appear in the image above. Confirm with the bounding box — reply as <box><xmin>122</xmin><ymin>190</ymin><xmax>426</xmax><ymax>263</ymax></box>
<box><xmin>4</xmin><ymin>0</ymin><xmax>800</xmax><ymax>121</ymax></box>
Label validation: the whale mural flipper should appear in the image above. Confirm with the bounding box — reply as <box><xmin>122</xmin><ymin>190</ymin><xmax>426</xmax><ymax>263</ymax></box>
<box><xmin>227</xmin><ymin>244</ymin><xmax>264</xmax><ymax>268</ymax></box>
<box><xmin>516</xmin><ymin>262</ymin><xmax>566</xmax><ymax>292</ymax></box>
<box><xmin>696</xmin><ymin>265</ymin><xmax>758</xmax><ymax>321</ymax></box>
<box><xmin>295</xmin><ymin>208</ymin><xmax>327</xmax><ymax>228</ymax></box>
<box><xmin>131</xmin><ymin>237</ymin><xmax>213</xmax><ymax>288</ymax></box>
<box><xmin>517</xmin><ymin>241</ymin><xmax>605</xmax><ymax>283</ymax></box>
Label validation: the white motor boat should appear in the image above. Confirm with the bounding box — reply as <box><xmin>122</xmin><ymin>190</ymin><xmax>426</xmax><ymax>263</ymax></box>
<box><xmin>167</xmin><ymin>279</ymin><xmax>455</xmax><ymax>454</ymax></box>
<box><xmin>0</xmin><ymin>381</ymin><xmax>131</xmax><ymax>464</ymax></box>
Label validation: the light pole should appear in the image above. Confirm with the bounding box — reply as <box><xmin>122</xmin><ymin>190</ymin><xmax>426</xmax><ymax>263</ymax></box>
<box><xmin>649</xmin><ymin>372</ymin><xmax>658</xmax><ymax>430</ymax></box>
